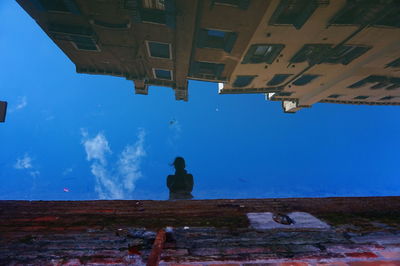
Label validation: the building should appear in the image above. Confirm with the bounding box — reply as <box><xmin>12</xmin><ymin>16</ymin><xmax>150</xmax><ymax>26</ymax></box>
<box><xmin>0</xmin><ymin>101</ymin><xmax>7</xmax><ymax>123</ymax></box>
<box><xmin>17</xmin><ymin>0</ymin><xmax>400</xmax><ymax>112</ymax></box>
<box><xmin>1</xmin><ymin>197</ymin><xmax>400</xmax><ymax>264</ymax></box>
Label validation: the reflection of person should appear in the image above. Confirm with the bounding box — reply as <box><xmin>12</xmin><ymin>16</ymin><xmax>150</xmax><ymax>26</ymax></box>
<box><xmin>167</xmin><ymin>157</ymin><xmax>194</xmax><ymax>200</ymax></box>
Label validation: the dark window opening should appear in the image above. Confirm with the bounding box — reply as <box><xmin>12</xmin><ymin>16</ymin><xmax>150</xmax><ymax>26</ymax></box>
<box><xmin>375</xmin><ymin>7</ymin><xmax>400</xmax><ymax>28</ymax></box>
<box><xmin>154</xmin><ymin>69</ymin><xmax>172</xmax><ymax>80</ymax></box>
<box><xmin>386</xmin><ymin>58</ymin><xmax>400</xmax><ymax>68</ymax></box>
<box><xmin>36</xmin><ymin>0</ymin><xmax>80</xmax><ymax>14</ymax></box>
<box><xmin>47</xmin><ymin>24</ymin><xmax>99</xmax><ymax>51</ymax></box>
<box><xmin>290</xmin><ymin>44</ymin><xmax>332</xmax><ymax>64</ymax></box>
<box><xmin>275</xmin><ymin>91</ymin><xmax>293</xmax><ymax>97</ymax></box>
<box><xmin>233</xmin><ymin>75</ymin><xmax>256</xmax><ymax>87</ymax></box>
<box><xmin>267</xmin><ymin>74</ymin><xmax>293</xmax><ymax>86</ymax></box>
<box><xmin>329</xmin><ymin>0</ymin><xmax>393</xmax><ymax>26</ymax></box>
<box><xmin>190</xmin><ymin>61</ymin><xmax>225</xmax><ymax>79</ymax></box>
<box><xmin>292</xmin><ymin>74</ymin><xmax>319</xmax><ymax>86</ymax></box>
<box><xmin>72</xmin><ymin>36</ymin><xmax>98</xmax><ymax>51</ymax></box>
<box><xmin>354</xmin><ymin>95</ymin><xmax>369</xmax><ymax>100</ymax></box>
<box><xmin>93</xmin><ymin>20</ymin><xmax>130</xmax><ymax>29</ymax></box>
<box><xmin>269</xmin><ymin>0</ymin><xmax>318</xmax><ymax>29</ymax></box>
<box><xmin>380</xmin><ymin>96</ymin><xmax>395</xmax><ymax>100</ymax></box>
<box><xmin>197</xmin><ymin>29</ymin><xmax>237</xmax><ymax>53</ymax></box>
<box><xmin>328</xmin><ymin>94</ymin><xmax>341</xmax><ymax>98</ymax></box>
<box><xmin>148</xmin><ymin>42</ymin><xmax>171</xmax><ymax>59</ymax></box>
<box><xmin>348</xmin><ymin>75</ymin><xmax>384</xmax><ymax>89</ymax></box>
<box><xmin>242</xmin><ymin>44</ymin><xmax>284</xmax><ymax>64</ymax></box>
<box><xmin>141</xmin><ymin>8</ymin><xmax>166</xmax><ymax>24</ymax></box>
<box><xmin>212</xmin><ymin>0</ymin><xmax>250</xmax><ymax>9</ymax></box>
<box><xmin>323</xmin><ymin>45</ymin><xmax>371</xmax><ymax>65</ymax></box>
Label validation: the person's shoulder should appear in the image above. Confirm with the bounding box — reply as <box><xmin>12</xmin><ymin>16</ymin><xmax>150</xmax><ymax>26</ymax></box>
<box><xmin>186</xmin><ymin>173</ymin><xmax>193</xmax><ymax>178</ymax></box>
<box><xmin>167</xmin><ymin>174</ymin><xmax>175</xmax><ymax>178</ymax></box>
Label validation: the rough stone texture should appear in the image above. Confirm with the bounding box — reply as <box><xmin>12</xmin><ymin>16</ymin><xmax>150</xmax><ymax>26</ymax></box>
<box><xmin>0</xmin><ymin>197</ymin><xmax>400</xmax><ymax>265</ymax></box>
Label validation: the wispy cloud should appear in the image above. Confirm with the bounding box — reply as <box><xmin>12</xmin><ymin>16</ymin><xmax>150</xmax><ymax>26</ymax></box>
<box><xmin>14</xmin><ymin>154</ymin><xmax>33</xmax><ymax>169</ymax></box>
<box><xmin>10</xmin><ymin>96</ymin><xmax>27</xmax><ymax>112</ymax></box>
<box><xmin>62</xmin><ymin>167</ymin><xmax>73</xmax><ymax>176</ymax></box>
<box><xmin>81</xmin><ymin>129</ymin><xmax>146</xmax><ymax>199</ymax></box>
<box><xmin>167</xmin><ymin>119</ymin><xmax>182</xmax><ymax>147</ymax></box>
<box><xmin>14</xmin><ymin>153</ymin><xmax>40</xmax><ymax>177</ymax></box>
<box><xmin>81</xmin><ymin>129</ymin><xmax>111</xmax><ymax>165</ymax></box>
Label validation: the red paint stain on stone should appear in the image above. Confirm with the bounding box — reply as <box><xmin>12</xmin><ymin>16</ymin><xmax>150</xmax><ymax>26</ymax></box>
<box><xmin>345</xmin><ymin>252</ymin><xmax>378</xmax><ymax>258</ymax></box>
<box><xmin>348</xmin><ymin>261</ymin><xmax>400</xmax><ymax>266</ymax></box>
<box><xmin>33</xmin><ymin>216</ymin><xmax>59</xmax><ymax>222</ymax></box>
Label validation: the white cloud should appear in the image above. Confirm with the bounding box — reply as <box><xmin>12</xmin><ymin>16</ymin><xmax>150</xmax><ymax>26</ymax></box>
<box><xmin>14</xmin><ymin>154</ymin><xmax>32</xmax><ymax>169</ymax></box>
<box><xmin>14</xmin><ymin>153</ymin><xmax>40</xmax><ymax>177</ymax></box>
<box><xmin>81</xmin><ymin>130</ymin><xmax>111</xmax><ymax>165</ymax></box>
<box><xmin>81</xmin><ymin>129</ymin><xmax>146</xmax><ymax>199</ymax></box>
<box><xmin>10</xmin><ymin>96</ymin><xmax>27</xmax><ymax>112</ymax></box>
<box><xmin>118</xmin><ymin>129</ymin><xmax>146</xmax><ymax>192</ymax></box>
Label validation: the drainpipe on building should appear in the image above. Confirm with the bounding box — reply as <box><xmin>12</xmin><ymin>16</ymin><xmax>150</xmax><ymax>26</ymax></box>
<box><xmin>146</xmin><ymin>229</ymin><xmax>166</xmax><ymax>266</ymax></box>
<box><xmin>0</xmin><ymin>101</ymin><xmax>7</xmax><ymax>123</ymax></box>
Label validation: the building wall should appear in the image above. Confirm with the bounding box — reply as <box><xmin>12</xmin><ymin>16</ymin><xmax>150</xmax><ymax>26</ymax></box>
<box><xmin>1</xmin><ymin>197</ymin><xmax>400</xmax><ymax>265</ymax></box>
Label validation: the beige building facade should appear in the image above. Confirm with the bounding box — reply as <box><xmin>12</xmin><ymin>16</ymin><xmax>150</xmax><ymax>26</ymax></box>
<box><xmin>17</xmin><ymin>0</ymin><xmax>400</xmax><ymax>112</ymax></box>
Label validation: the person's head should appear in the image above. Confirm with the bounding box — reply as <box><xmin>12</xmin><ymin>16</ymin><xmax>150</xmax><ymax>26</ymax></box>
<box><xmin>172</xmin><ymin>157</ymin><xmax>185</xmax><ymax>170</ymax></box>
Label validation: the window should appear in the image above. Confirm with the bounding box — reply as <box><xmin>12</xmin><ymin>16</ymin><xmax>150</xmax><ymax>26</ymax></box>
<box><xmin>129</xmin><ymin>0</ymin><xmax>176</xmax><ymax>27</ymax></box>
<box><xmin>92</xmin><ymin>20</ymin><xmax>130</xmax><ymax>29</ymax></box>
<box><xmin>154</xmin><ymin>69</ymin><xmax>172</xmax><ymax>80</ymax></box>
<box><xmin>197</xmin><ymin>29</ymin><xmax>237</xmax><ymax>53</ymax></box>
<box><xmin>329</xmin><ymin>0</ymin><xmax>393</xmax><ymax>26</ymax></box>
<box><xmin>269</xmin><ymin>0</ymin><xmax>318</xmax><ymax>29</ymax></box>
<box><xmin>386</xmin><ymin>58</ymin><xmax>400</xmax><ymax>68</ymax></box>
<box><xmin>34</xmin><ymin>0</ymin><xmax>80</xmax><ymax>14</ymax></box>
<box><xmin>290</xmin><ymin>44</ymin><xmax>370</xmax><ymax>65</ymax></box>
<box><xmin>380</xmin><ymin>96</ymin><xmax>395</xmax><ymax>101</ymax></box>
<box><xmin>348</xmin><ymin>75</ymin><xmax>384</xmax><ymax>89</ymax></box>
<box><xmin>267</xmin><ymin>74</ymin><xmax>292</xmax><ymax>86</ymax></box>
<box><xmin>190</xmin><ymin>61</ymin><xmax>225</xmax><ymax>79</ymax></box>
<box><xmin>386</xmin><ymin>77</ymin><xmax>400</xmax><ymax>90</ymax></box>
<box><xmin>275</xmin><ymin>91</ymin><xmax>293</xmax><ymax>97</ymax></box>
<box><xmin>147</xmin><ymin>41</ymin><xmax>171</xmax><ymax>59</ymax></box>
<box><xmin>71</xmin><ymin>36</ymin><xmax>98</xmax><ymax>51</ymax></box>
<box><xmin>292</xmin><ymin>74</ymin><xmax>319</xmax><ymax>86</ymax></box>
<box><xmin>353</xmin><ymin>96</ymin><xmax>369</xmax><ymax>100</ymax></box>
<box><xmin>328</xmin><ymin>94</ymin><xmax>341</xmax><ymax>99</ymax></box>
<box><xmin>375</xmin><ymin>7</ymin><xmax>400</xmax><ymax>28</ymax></box>
<box><xmin>290</xmin><ymin>44</ymin><xmax>332</xmax><ymax>64</ymax></box>
<box><xmin>47</xmin><ymin>24</ymin><xmax>99</xmax><ymax>51</ymax></box>
<box><xmin>140</xmin><ymin>8</ymin><xmax>166</xmax><ymax>24</ymax></box>
<box><xmin>212</xmin><ymin>0</ymin><xmax>250</xmax><ymax>9</ymax></box>
<box><xmin>233</xmin><ymin>76</ymin><xmax>256</xmax><ymax>87</ymax></box>
<box><xmin>242</xmin><ymin>44</ymin><xmax>284</xmax><ymax>64</ymax></box>
<box><xmin>323</xmin><ymin>45</ymin><xmax>371</xmax><ymax>65</ymax></box>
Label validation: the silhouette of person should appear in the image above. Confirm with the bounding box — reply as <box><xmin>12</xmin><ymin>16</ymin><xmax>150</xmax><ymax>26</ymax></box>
<box><xmin>167</xmin><ymin>157</ymin><xmax>194</xmax><ymax>200</ymax></box>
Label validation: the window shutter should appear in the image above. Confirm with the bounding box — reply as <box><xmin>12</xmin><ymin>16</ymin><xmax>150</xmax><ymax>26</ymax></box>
<box><xmin>241</xmin><ymin>45</ymin><xmax>257</xmax><ymax>64</ymax></box>
<box><xmin>197</xmin><ymin>29</ymin><xmax>208</xmax><ymax>48</ymax></box>
<box><xmin>215</xmin><ymin>64</ymin><xmax>225</xmax><ymax>78</ymax></box>
<box><xmin>165</xmin><ymin>0</ymin><xmax>176</xmax><ymax>28</ymax></box>
<box><xmin>27</xmin><ymin>0</ymin><xmax>46</xmax><ymax>11</ymax></box>
<box><xmin>63</xmin><ymin>0</ymin><xmax>81</xmax><ymax>15</ymax></box>
<box><xmin>239</xmin><ymin>0</ymin><xmax>250</xmax><ymax>10</ymax></box>
<box><xmin>224</xmin><ymin>32</ymin><xmax>237</xmax><ymax>53</ymax></box>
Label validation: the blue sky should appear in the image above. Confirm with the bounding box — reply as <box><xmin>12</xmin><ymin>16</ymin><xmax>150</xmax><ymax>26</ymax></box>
<box><xmin>1</xmin><ymin>1</ymin><xmax>400</xmax><ymax>200</ymax></box>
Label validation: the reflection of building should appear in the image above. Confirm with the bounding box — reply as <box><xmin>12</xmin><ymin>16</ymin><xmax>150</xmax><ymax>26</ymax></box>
<box><xmin>17</xmin><ymin>0</ymin><xmax>400</xmax><ymax>112</ymax></box>
<box><xmin>0</xmin><ymin>101</ymin><xmax>7</xmax><ymax>123</ymax></box>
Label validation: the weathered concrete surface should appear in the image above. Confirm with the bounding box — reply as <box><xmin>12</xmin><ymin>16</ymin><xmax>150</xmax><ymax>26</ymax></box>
<box><xmin>0</xmin><ymin>197</ymin><xmax>400</xmax><ymax>265</ymax></box>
